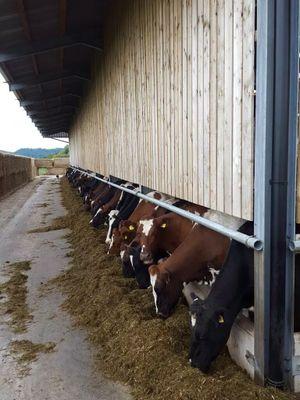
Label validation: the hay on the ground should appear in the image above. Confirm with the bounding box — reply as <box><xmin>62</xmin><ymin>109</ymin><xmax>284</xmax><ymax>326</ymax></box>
<box><xmin>27</xmin><ymin>217</ymin><xmax>68</xmax><ymax>233</ymax></box>
<box><xmin>0</xmin><ymin>261</ymin><xmax>32</xmax><ymax>333</ymax></box>
<box><xmin>48</xmin><ymin>177</ymin><xmax>294</xmax><ymax>400</ymax></box>
<box><xmin>10</xmin><ymin>339</ymin><xmax>56</xmax><ymax>376</ymax></box>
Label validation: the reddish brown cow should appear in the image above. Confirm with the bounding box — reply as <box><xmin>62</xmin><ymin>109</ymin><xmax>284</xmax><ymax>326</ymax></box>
<box><xmin>148</xmin><ymin>223</ymin><xmax>232</xmax><ymax>318</ymax></box>
<box><xmin>108</xmin><ymin>193</ymin><xmax>170</xmax><ymax>255</ymax></box>
<box><xmin>136</xmin><ymin>204</ymin><xmax>208</xmax><ymax>264</ymax></box>
<box><xmin>84</xmin><ymin>181</ymin><xmax>108</xmax><ymax>211</ymax></box>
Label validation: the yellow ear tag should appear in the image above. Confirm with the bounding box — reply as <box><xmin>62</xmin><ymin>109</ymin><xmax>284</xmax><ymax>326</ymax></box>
<box><xmin>129</xmin><ymin>225</ymin><xmax>135</xmax><ymax>231</ymax></box>
<box><xmin>218</xmin><ymin>315</ymin><xmax>225</xmax><ymax>324</ymax></box>
<box><xmin>161</xmin><ymin>223</ymin><xmax>167</xmax><ymax>229</ymax></box>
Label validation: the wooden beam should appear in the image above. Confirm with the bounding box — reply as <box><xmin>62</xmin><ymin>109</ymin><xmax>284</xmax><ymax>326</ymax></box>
<box><xmin>0</xmin><ymin>33</ymin><xmax>102</xmax><ymax>63</ymax></box>
<box><xmin>33</xmin><ymin>114</ymin><xmax>72</xmax><ymax>121</ymax></box>
<box><xmin>59</xmin><ymin>0</ymin><xmax>67</xmax><ymax>100</ymax></box>
<box><xmin>28</xmin><ymin>106</ymin><xmax>76</xmax><ymax>116</ymax></box>
<box><xmin>20</xmin><ymin>94</ymin><xmax>81</xmax><ymax>106</ymax></box>
<box><xmin>9</xmin><ymin>70</ymin><xmax>90</xmax><ymax>91</ymax></box>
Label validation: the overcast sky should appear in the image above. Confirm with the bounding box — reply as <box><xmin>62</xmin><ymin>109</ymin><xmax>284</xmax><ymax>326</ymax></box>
<box><xmin>0</xmin><ymin>74</ymin><xmax>66</xmax><ymax>152</ymax></box>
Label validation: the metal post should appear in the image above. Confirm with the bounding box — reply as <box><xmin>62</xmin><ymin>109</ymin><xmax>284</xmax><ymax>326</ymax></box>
<box><xmin>254</xmin><ymin>0</ymin><xmax>274</xmax><ymax>386</ymax></box>
<box><xmin>284</xmin><ymin>0</ymin><xmax>299</xmax><ymax>390</ymax></box>
<box><xmin>255</xmin><ymin>0</ymin><xmax>299</xmax><ymax>389</ymax></box>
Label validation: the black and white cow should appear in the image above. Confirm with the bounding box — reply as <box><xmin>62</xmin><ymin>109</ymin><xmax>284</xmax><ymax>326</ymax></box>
<box><xmin>106</xmin><ymin>184</ymin><xmax>140</xmax><ymax>249</ymax></box>
<box><xmin>189</xmin><ymin>222</ymin><xmax>254</xmax><ymax>373</ymax></box>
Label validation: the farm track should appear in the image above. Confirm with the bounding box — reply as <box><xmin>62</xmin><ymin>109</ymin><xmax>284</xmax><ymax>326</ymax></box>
<box><xmin>0</xmin><ymin>176</ymin><xmax>131</xmax><ymax>400</ymax></box>
<box><xmin>53</xmin><ymin>176</ymin><xmax>296</xmax><ymax>400</ymax></box>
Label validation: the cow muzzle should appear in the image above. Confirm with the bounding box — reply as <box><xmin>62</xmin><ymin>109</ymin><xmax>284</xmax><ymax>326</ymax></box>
<box><xmin>140</xmin><ymin>248</ymin><xmax>153</xmax><ymax>264</ymax></box>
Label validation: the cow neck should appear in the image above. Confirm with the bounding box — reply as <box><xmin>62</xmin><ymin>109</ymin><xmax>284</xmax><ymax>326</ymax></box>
<box><xmin>160</xmin><ymin>215</ymin><xmax>194</xmax><ymax>251</ymax></box>
<box><xmin>205</xmin><ymin>262</ymin><xmax>253</xmax><ymax>315</ymax></box>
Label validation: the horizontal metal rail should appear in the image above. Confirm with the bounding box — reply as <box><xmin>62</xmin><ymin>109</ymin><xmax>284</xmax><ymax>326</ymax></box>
<box><xmin>70</xmin><ymin>166</ymin><xmax>263</xmax><ymax>251</ymax></box>
<box><xmin>289</xmin><ymin>240</ymin><xmax>300</xmax><ymax>252</ymax></box>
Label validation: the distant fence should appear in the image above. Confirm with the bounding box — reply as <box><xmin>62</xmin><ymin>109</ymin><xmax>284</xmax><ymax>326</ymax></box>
<box><xmin>0</xmin><ymin>152</ymin><xmax>36</xmax><ymax>198</ymax></box>
<box><xmin>34</xmin><ymin>157</ymin><xmax>69</xmax><ymax>175</ymax></box>
<box><xmin>0</xmin><ymin>154</ymin><xmax>70</xmax><ymax>199</ymax></box>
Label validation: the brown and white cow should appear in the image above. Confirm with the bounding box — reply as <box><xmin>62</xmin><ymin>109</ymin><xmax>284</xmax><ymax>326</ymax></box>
<box><xmin>136</xmin><ymin>204</ymin><xmax>208</xmax><ymax>265</ymax></box>
<box><xmin>107</xmin><ymin>192</ymin><xmax>172</xmax><ymax>256</ymax></box>
<box><xmin>148</xmin><ymin>211</ymin><xmax>244</xmax><ymax>318</ymax></box>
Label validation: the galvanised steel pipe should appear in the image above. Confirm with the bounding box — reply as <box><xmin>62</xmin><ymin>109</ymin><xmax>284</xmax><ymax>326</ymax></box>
<box><xmin>71</xmin><ymin>166</ymin><xmax>263</xmax><ymax>251</ymax></box>
<box><xmin>289</xmin><ymin>240</ymin><xmax>300</xmax><ymax>252</ymax></box>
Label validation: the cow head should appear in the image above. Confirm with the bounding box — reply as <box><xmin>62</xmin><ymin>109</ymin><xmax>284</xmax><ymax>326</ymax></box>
<box><xmin>128</xmin><ymin>245</ymin><xmax>150</xmax><ymax>289</ymax></box>
<box><xmin>138</xmin><ymin>217</ymin><xmax>168</xmax><ymax>265</ymax></box>
<box><xmin>116</xmin><ymin>220</ymin><xmax>138</xmax><ymax>246</ymax></box>
<box><xmin>120</xmin><ymin>242</ymin><xmax>136</xmax><ymax>278</ymax></box>
<box><xmin>148</xmin><ymin>265</ymin><xmax>182</xmax><ymax>319</ymax></box>
<box><xmin>89</xmin><ymin>207</ymin><xmax>106</xmax><ymax>228</ymax></box>
<box><xmin>189</xmin><ymin>294</ymin><xmax>233</xmax><ymax>373</ymax></box>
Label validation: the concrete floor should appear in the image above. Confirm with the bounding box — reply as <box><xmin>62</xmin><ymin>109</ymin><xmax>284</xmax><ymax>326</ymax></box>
<box><xmin>0</xmin><ymin>176</ymin><xmax>132</xmax><ymax>400</ymax></box>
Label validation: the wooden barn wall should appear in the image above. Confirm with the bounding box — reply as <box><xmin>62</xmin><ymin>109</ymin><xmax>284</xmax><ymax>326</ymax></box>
<box><xmin>69</xmin><ymin>0</ymin><xmax>255</xmax><ymax>220</ymax></box>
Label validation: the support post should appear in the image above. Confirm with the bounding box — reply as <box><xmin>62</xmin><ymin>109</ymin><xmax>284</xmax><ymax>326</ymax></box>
<box><xmin>254</xmin><ymin>0</ymin><xmax>299</xmax><ymax>389</ymax></box>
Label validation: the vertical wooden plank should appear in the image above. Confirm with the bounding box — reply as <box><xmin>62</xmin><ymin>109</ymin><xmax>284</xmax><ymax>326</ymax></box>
<box><xmin>169</xmin><ymin>0</ymin><xmax>175</xmax><ymax>196</ymax></box>
<box><xmin>186</xmin><ymin>0</ymin><xmax>193</xmax><ymax>202</ymax></box>
<box><xmin>174</xmin><ymin>0</ymin><xmax>182</xmax><ymax>199</ymax></box>
<box><xmin>242</xmin><ymin>0</ymin><xmax>255</xmax><ymax>220</ymax></box>
<box><xmin>209</xmin><ymin>0</ymin><xmax>217</xmax><ymax>210</ymax></box>
<box><xmin>165</xmin><ymin>0</ymin><xmax>172</xmax><ymax>195</ymax></box>
<box><xmin>182</xmin><ymin>0</ymin><xmax>188</xmax><ymax>199</ymax></box>
<box><xmin>191</xmin><ymin>0</ymin><xmax>199</xmax><ymax>204</ymax></box>
<box><xmin>216</xmin><ymin>0</ymin><xmax>225</xmax><ymax>212</ymax></box>
<box><xmin>224</xmin><ymin>0</ymin><xmax>233</xmax><ymax>214</ymax></box>
<box><xmin>232</xmin><ymin>0</ymin><xmax>243</xmax><ymax>217</ymax></box>
<box><xmin>157</xmin><ymin>0</ymin><xmax>164</xmax><ymax>192</ymax></box>
<box><xmin>196</xmin><ymin>0</ymin><xmax>204</xmax><ymax>205</ymax></box>
<box><xmin>203</xmin><ymin>0</ymin><xmax>210</xmax><ymax>207</ymax></box>
<box><xmin>151</xmin><ymin>0</ymin><xmax>158</xmax><ymax>190</ymax></box>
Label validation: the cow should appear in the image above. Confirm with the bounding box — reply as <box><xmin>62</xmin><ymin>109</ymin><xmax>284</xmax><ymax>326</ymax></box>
<box><xmin>90</xmin><ymin>185</ymin><xmax>116</xmax><ymax>216</ymax></box>
<box><xmin>188</xmin><ymin>222</ymin><xmax>254</xmax><ymax>373</ymax></box>
<box><xmin>136</xmin><ymin>204</ymin><xmax>208</xmax><ymax>265</ymax></box>
<box><xmin>84</xmin><ymin>180</ymin><xmax>108</xmax><ymax>211</ymax></box>
<box><xmin>79</xmin><ymin>177</ymin><xmax>99</xmax><ymax>200</ymax></box>
<box><xmin>105</xmin><ymin>186</ymin><xmax>140</xmax><ymax>247</ymax></box>
<box><xmin>108</xmin><ymin>192</ymin><xmax>171</xmax><ymax>256</ymax></box>
<box><xmin>89</xmin><ymin>188</ymin><xmax>122</xmax><ymax>228</ymax></box>
<box><xmin>148</xmin><ymin>211</ymin><xmax>244</xmax><ymax>318</ymax></box>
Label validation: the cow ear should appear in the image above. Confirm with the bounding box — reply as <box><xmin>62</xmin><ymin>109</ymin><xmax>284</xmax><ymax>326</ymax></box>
<box><xmin>149</xmin><ymin>265</ymin><xmax>159</xmax><ymax>276</ymax></box>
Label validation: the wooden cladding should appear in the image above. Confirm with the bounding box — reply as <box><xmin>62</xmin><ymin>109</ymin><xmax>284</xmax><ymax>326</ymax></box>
<box><xmin>69</xmin><ymin>0</ymin><xmax>255</xmax><ymax>220</ymax></box>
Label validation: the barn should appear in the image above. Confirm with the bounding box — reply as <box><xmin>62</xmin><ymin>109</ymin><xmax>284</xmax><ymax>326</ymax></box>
<box><xmin>0</xmin><ymin>0</ymin><xmax>299</xmax><ymax>392</ymax></box>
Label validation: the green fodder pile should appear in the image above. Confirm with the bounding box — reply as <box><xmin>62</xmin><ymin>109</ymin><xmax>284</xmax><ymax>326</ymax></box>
<box><xmin>0</xmin><ymin>261</ymin><xmax>32</xmax><ymax>333</ymax></box>
<box><xmin>52</xmin><ymin>177</ymin><xmax>294</xmax><ymax>400</ymax></box>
